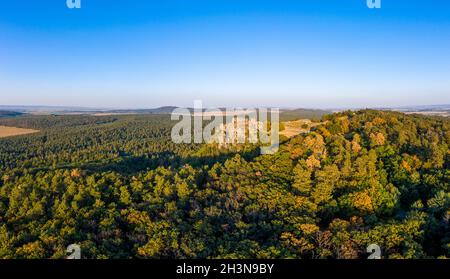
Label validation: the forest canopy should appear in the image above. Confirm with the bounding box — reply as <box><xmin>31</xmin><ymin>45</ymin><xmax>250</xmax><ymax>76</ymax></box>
<box><xmin>0</xmin><ymin>110</ymin><xmax>449</xmax><ymax>259</ymax></box>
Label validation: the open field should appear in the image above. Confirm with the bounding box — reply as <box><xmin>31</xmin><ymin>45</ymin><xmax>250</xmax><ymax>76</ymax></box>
<box><xmin>0</xmin><ymin>125</ymin><xmax>39</xmax><ymax>138</ymax></box>
<box><xmin>280</xmin><ymin>119</ymin><xmax>312</xmax><ymax>138</ymax></box>
<box><xmin>280</xmin><ymin>119</ymin><xmax>325</xmax><ymax>138</ymax></box>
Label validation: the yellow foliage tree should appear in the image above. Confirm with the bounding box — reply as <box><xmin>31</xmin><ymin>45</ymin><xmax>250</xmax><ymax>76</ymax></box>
<box><xmin>353</xmin><ymin>191</ymin><xmax>374</xmax><ymax>213</ymax></box>
<box><xmin>370</xmin><ymin>132</ymin><xmax>385</xmax><ymax>146</ymax></box>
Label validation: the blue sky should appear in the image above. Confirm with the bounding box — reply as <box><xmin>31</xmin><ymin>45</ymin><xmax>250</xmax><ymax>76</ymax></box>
<box><xmin>1</xmin><ymin>0</ymin><xmax>449</xmax><ymax>109</ymax></box>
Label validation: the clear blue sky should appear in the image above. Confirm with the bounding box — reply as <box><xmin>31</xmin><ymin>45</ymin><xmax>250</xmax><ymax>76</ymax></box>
<box><xmin>1</xmin><ymin>0</ymin><xmax>449</xmax><ymax>109</ymax></box>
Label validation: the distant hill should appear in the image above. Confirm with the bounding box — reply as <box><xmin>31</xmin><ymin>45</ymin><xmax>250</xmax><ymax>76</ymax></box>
<box><xmin>105</xmin><ymin>106</ymin><xmax>179</xmax><ymax>115</ymax></box>
<box><xmin>0</xmin><ymin>105</ymin><xmax>179</xmax><ymax>115</ymax></box>
<box><xmin>0</xmin><ymin>110</ymin><xmax>24</xmax><ymax>118</ymax></box>
<box><xmin>279</xmin><ymin>108</ymin><xmax>331</xmax><ymax>121</ymax></box>
<box><xmin>0</xmin><ymin>106</ymin><xmax>332</xmax><ymax>121</ymax></box>
<box><xmin>382</xmin><ymin>104</ymin><xmax>450</xmax><ymax>118</ymax></box>
<box><xmin>0</xmin><ymin>105</ymin><xmax>94</xmax><ymax>113</ymax></box>
<box><xmin>390</xmin><ymin>104</ymin><xmax>450</xmax><ymax>111</ymax></box>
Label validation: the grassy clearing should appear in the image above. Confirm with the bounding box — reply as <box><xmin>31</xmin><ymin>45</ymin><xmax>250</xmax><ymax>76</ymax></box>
<box><xmin>280</xmin><ymin>119</ymin><xmax>325</xmax><ymax>138</ymax></box>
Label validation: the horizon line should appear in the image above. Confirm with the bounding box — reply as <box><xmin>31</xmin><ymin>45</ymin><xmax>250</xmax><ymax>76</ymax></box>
<box><xmin>1</xmin><ymin>103</ymin><xmax>450</xmax><ymax>111</ymax></box>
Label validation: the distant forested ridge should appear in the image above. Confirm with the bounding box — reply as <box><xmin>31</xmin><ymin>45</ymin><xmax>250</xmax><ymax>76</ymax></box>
<box><xmin>0</xmin><ymin>110</ymin><xmax>448</xmax><ymax>259</ymax></box>
<box><xmin>0</xmin><ymin>111</ymin><xmax>24</xmax><ymax>118</ymax></box>
<box><xmin>0</xmin><ymin>114</ymin><xmax>118</xmax><ymax>130</ymax></box>
<box><xmin>280</xmin><ymin>108</ymin><xmax>330</xmax><ymax>121</ymax></box>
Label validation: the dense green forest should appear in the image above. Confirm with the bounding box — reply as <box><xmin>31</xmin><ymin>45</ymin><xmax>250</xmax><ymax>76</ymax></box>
<box><xmin>0</xmin><ymin>110</ymin><xmax>449</xmax><ymax>259</ymax></box>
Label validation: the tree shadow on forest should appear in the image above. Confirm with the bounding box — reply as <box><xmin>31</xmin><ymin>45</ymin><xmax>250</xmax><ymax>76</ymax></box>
<box><xmin>89</xmin><ymin>145</ymin><xmax>264</xmax><ymax>176</ymax></box>
<box><xmin>29</xmin><ymin>146</ymin><xmax>263</xmax><ymax>177</ymax></box>
<box><xmin>100</xmin><ymin>149</ymin><xmax>261</xmax><ymax>176</ymax></box>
